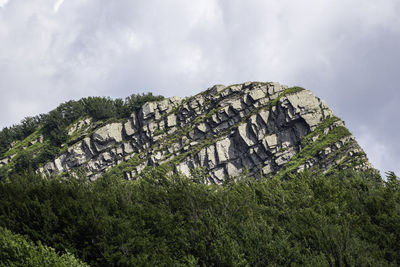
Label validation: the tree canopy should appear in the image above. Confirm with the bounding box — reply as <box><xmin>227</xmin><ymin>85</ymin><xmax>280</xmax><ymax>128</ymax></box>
<box><xmin>0</xmin><ymin>168</ymin><xmax>399</xmax><ymax>266</ymax></box>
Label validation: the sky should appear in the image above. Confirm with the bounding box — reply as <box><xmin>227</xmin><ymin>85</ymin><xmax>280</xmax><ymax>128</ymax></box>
<box><xmin>0</xmin><ymin>0</ymin><xmax>399</xmax><ymax>175</ymax></box>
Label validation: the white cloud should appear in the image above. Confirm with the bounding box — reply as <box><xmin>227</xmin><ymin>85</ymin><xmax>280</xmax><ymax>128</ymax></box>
<box><xmin>0</xmin><ymin>0</ymin><xmax>9</xmax><ymax>8</ymax></box>
<box><xmin>53</xmin><ymin>0</ymin><xmax>64</xmax><ymax>13</ymax></box>
<box><xmin>358</xmin><ymin>130</ymin><xmax>400</xmax><ymax>177</ymax></box>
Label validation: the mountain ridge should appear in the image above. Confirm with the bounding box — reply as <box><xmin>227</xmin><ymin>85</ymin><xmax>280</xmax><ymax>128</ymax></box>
<box><xmin>0</xmin><ymin>82</ymin><xmax>372</xmax><ymax>182</ymax></box>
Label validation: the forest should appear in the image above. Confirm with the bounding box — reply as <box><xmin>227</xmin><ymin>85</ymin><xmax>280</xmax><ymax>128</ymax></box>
<box><xmin>0</xmin><ymin>167</ymin><xmax>399</xmax><ymax>266</ymax></box>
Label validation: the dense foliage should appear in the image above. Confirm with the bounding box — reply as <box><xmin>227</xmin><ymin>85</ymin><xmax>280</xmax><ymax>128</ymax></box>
<box><xmin>0</xmin><ymin>168</ymin><xmax>399</xmax><ymax>266</ymax></box>
<box><xmin>0</xmin><ymin>226</ymin><xmax>88</xmax><ymax>267</ymax></box>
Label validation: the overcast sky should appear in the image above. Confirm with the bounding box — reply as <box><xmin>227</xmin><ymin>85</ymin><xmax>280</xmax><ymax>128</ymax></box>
<box><xmin>0</xmin><ymin>0</ymin><xmax>399</xmax><ymax>175</ymax></box>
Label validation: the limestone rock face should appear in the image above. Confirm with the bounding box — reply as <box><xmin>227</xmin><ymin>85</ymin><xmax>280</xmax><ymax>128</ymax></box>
<box><xmin>32</xmin><ymin>82</ymin><xmax>371</xmax><ymax>183</ymax></box>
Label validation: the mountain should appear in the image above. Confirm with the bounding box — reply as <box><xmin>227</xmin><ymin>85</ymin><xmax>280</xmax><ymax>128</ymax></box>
<box><xmin>2</xmin><ymin>83</ymin><xmax>399</xmax><ymax>267</ymax></box>
<box><xmin>0</xmin><ymin>82</ymin><xmax>372</xmax><ymax>182</ymax></box>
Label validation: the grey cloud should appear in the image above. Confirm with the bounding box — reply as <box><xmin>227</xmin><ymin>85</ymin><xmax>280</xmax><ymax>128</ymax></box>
<box><xmin>0</xmin><ymin>0</ymin><xmax>399</xmax><ymax>174</ymax></box>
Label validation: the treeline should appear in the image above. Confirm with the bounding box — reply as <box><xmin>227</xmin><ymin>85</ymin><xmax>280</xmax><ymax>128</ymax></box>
<box><xmin>0</xmin><ymin>93</ymin><xmax>164</xmax><ymax>154</ymax></box>
<box><xmin>0</xmin><ymin>168</ymin><xmax>399</xmax><ymax>266</ymax></box>
<box><xmin>41</xmin><ymin>93</ymin><xmax>163</xmax><ymax>146</ymax></box>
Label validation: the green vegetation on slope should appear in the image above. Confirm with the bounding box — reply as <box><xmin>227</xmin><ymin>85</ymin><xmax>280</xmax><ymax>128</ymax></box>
<box><xmin>0</xmin><ymin>226</ymin><xmax>88</xmax><ymax>267</ymax></box>
<box><xmin>0</xmin><ymin>117</ymin><xmax>41</xmax><ymax>156</ymax></box>
<box><xmin>0</xmin><ymin>93</ymin><xmax>164</xmax><ymax>179</ymax></box>
<box><xmin>0</xmin><ymin>93</ymin><xmax>164</xmax><ymax>156</ymax></box>
<box><xmin>275</xmin><ymin>116</ymin><xmax>352</xmax><ymax>179</ymax></box>
<box><xmin>0</xmin><ymin>168</ymin><xmax>399</xmax><ymax>266</ymax></box>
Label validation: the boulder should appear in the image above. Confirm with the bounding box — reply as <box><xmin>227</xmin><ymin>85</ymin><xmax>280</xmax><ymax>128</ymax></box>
<box><xmin>141</xmin><ymin>102</ymin><xmax>157</xmax><ymax>120</ymax></box>
<box><xmin>177</xmin><ymin>161</ymin><xmax>191</xmax><ymax>177</ymax></box>
<box><xmin>226</xmin><ymin>162</ymin><xmax>240</xmax><ymax>176</ymax></box>
<box><xmin>215</xmin><ymin>137</ymin><xmax>233</xmax><ymax>163</ymax></box>
<box><xmin>237</xmin><ymin>123</ymin><xmax>255</xmax><ymax>147</ymax></box>
<box><xmin>167</xmin><ymin>114</ymin><xmax>177</xmax><ymax>127</ymax></box>
<box><xmin>266</xmin><ymin>134</ymin><xmax>278</xmax><ymax>149</ymax></box>
<box><xmin>285</xmin><ymin>90</ymin><xmax>325</xmax><ymax>129</ymax></box>
<box><xmin>124</xmin><ymin>119</ymin><xmax>136</xmax><ymax>136</ymax></box>
<box><xmin>92</xmin><ymin>123</ymin><xmax>123</xmax><ymax>144</ymax></box>
<box><xmin>0</xmin><ymin>158</ymin><xmax>9</xmax><ymax>166</ymax></box>
<box><xmin>248</xmin><ymin>88</ymin><xmax>266</xmax><ymax>102</ymax></box>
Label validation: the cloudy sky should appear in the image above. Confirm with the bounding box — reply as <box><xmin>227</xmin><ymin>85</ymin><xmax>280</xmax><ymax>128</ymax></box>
<box><xmin>0</xmin><ymin>0</ymin><xmax>399</xmax><ymax>175</ymax></box>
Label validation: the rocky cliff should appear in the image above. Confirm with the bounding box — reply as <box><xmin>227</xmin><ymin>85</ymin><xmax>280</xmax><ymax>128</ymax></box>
<box><xmin>0</xmin><ymin>82</ymin><xmax>372</xmax><ymax>183</ymax></box>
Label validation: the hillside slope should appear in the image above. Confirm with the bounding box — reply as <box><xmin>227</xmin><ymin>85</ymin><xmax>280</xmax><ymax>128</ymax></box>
<box><xmin>0</xmin><ymin>82</ymin><xmax>372</xmax><ymax>182</ymax></box>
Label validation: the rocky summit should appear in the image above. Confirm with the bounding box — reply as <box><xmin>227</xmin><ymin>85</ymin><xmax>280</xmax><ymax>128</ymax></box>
<box><xmin>0</xmin><ymin>82</ymin><xmax>372</xmax><ymax>183</ymax></box>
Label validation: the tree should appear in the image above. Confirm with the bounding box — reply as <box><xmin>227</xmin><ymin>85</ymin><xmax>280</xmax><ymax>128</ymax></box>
<box><xmin>81</xmin><ymin>97</ymin><xmax>117</xmax><ymax>120</ymax></box>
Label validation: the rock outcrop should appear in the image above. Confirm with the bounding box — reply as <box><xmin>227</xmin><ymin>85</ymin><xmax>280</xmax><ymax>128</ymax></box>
<box><xmin>7</xmin><ymin>82</ymin><xmax>373</xmax><ymax>183</ymax></box>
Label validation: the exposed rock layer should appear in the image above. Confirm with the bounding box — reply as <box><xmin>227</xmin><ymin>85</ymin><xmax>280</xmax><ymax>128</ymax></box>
<box><xmin>3</xmin><ymin>82</ymin><xmax>372</xmax><ymax>183</ymax></box>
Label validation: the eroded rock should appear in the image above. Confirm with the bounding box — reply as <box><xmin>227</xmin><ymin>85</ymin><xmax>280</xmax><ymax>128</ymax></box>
<box><xmin>35</xmin><ymin>82</ymin><xmax>371</xmax><ymax>183</ymax></box>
